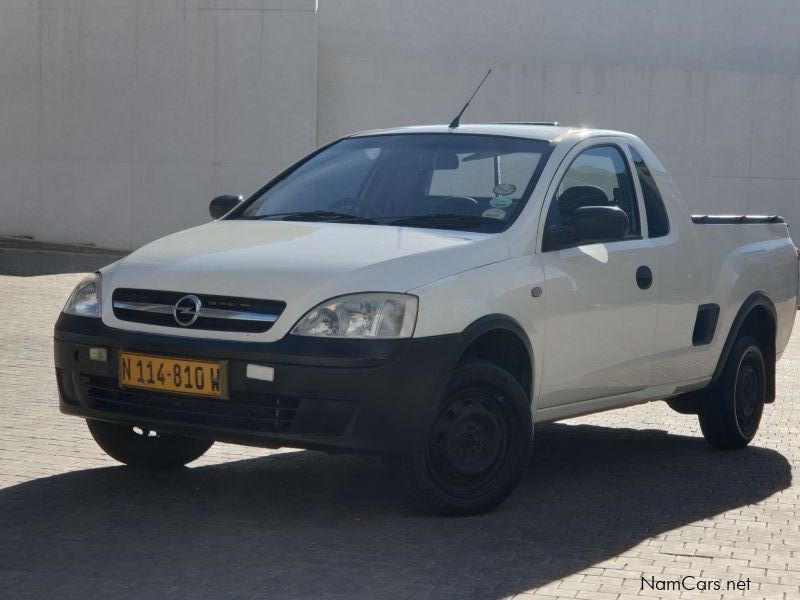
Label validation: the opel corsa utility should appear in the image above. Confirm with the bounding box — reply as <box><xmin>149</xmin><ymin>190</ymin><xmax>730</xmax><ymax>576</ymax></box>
<box><xmin>55</xmin><ymin>124</ymin><xmax>798</xmax><ymax>515</ymax></box>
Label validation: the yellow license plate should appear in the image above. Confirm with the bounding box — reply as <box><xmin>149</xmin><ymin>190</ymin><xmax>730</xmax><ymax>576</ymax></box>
<box><xmin>119</xmin><ymin>352</ymin><xmax>227</xmax><ymax>399</ymax></box>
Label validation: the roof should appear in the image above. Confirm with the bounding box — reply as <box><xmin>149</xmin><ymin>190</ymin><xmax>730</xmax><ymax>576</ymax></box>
<box><xmin>348</xmin><ymin>123</ymin><xmax>632</xmax><ymax>144</ymax></box>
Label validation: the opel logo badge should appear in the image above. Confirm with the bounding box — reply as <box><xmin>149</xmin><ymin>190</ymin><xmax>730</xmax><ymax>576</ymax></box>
<box><xmin>173</xmin><ymin>294</ymin><xmax>201</xmax><ymax>327</ymax></box>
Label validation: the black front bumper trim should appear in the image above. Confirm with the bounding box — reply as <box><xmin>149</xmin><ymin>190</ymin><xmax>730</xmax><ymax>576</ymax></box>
<box><xmin>54</xmin><ymin>314</ymin><xmax>459</xmax><ymax>454</ymax></box>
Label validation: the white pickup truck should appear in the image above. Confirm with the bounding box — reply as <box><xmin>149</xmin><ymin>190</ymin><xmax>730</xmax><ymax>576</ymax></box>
<box><xmin>55</xmin><ymin>124</ymin><xmax>798</xmax><ymax>515</ymax></box>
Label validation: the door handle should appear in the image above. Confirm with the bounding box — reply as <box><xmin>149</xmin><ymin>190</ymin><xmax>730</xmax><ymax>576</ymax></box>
<box><xmin>636</xmin><ymin>266</ymin><xmax>653</xmax><ymax>290</ymax></box>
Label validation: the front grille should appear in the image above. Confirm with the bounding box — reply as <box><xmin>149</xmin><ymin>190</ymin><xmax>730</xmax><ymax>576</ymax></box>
<box><xmin>112</xmin><ymin>288</ymin><xmax>285</xmax><ymax>333</ymax></box>
<box><xmin>84</xmin><ymin>375</ymin><xmax>298</xmax><ymax>433</ymax></box>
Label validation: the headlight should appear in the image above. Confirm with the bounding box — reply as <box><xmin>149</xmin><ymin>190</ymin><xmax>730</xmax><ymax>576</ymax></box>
<box><xmin>63</xmin><ymin>273</ymin><xmax>102</xmax><ymax>318</ymax></box>
<box><xmin>291</xmin><ymin>293</ymin><xmax>418</xmax><ymax>339</ymax></box>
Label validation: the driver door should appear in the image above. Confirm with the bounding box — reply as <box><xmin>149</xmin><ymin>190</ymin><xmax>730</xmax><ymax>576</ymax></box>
<box><xmin>538</xmin><ymin>141</ymin><xmax>658</xmax><ymax>408</ymax></box>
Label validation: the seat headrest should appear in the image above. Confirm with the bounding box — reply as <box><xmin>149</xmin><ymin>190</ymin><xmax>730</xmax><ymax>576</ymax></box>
<box><xmin>558</xmin><ymin>185</ymin><xmax>609</xmax><ymax>206</ymax></box>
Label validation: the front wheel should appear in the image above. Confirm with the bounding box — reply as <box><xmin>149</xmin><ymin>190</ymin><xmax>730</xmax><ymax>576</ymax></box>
<box><xmin>699</xmin><ymin>336</ymin><xmax>766</xmax><ymax>449</ymax></box>
<box><xmin>402</xmin><ymin>359</ymin><xmax>532</xmax><ymax>516</ymax></box>
<box><xmin>87</xmin><ymin>419</ymin><xmax>213</xmax><ymax>469</ymax></box>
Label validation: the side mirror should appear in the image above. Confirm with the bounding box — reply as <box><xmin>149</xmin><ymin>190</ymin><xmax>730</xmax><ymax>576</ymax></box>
<box><xmin>572</xmin><ymin>205</ymin><xmax>629</xmax><ymax>244</ymax></box>
<box><xmin>209</xmin><ymin>195</ymin><xmax>243</xmax><ymax>219</ymax></box>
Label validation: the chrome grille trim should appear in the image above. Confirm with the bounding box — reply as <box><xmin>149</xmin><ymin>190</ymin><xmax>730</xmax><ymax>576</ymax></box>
<box><xmin>111</xmin><ymin>288</ymin><xmax>286</xmax><ymax>333</ymax></box>
<box><xmin>112</xmin><ymin>301</ymin><xmax>173</xmax><ymax>315</ymax></box>
<box><xmin>112</xmin><ymin>300</ymin><xmax>279</xmax><ymax>323</ymax></box>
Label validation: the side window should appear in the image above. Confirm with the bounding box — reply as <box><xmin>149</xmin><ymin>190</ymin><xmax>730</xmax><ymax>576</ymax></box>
<box><xmin>543</xmin><ymin>145</ymin><xmax>640</xmax><ymax>249</ymax></box>
<box><xmin>629</xmin><ymin>145</ymin><xmax>670</xmax><ymax>237</ymax></box>
<box><xmin>542</xmin><ymin>146</ymin><xmax>641</xmax><ymax>251</ymax></box>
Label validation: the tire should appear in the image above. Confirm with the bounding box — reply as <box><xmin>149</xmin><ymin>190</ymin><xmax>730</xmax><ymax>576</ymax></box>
<box><xmin>698</xmin><ymin>336</ymin><xmax>766</xmax><ymax>449</ymax></box>
<box><xmin>402</xmin><ymin>359</ymin><xmax>533</xmax><ymax>516</ymax></box>
<box><xmin>87</xmin><ymin>419</ymin><xmax>213</xmax><ymax>469</ymax></box>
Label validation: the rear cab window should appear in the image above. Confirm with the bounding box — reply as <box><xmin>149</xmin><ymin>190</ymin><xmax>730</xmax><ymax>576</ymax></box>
<box><xmin>629</xmin><ymin>145</ymin><xmax>670</xmax><ymax>237</ymax></box>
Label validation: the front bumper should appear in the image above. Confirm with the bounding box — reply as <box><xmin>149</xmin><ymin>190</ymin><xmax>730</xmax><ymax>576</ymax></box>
<box><xmin>54</xmin><ymin>314</ymin><xmax>459</xmax><ymax>454</ymax></box>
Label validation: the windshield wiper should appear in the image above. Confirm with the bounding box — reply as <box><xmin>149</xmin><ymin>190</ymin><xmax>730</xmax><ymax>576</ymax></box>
<box><xmin>248</xmin><ymin>211</ymin><xmax>377</xmax><ymax>224</ymax></box>
<box><xmin>244</xmin><ymin>211</ymin><xmax>502</xmax><ymax>229</ymax></box>
<box><xmin>386</xmin><ymin>213</ymin><xmax>502</xmax><ymax>228</ymax></box>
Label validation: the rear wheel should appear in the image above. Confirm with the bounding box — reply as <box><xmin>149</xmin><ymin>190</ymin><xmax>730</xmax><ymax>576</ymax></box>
<box><xmin>699</xmin><ymin>336</ymin><xmax>766</xmax><ymax>449</ymax></box>
<box><xmin>87</xmin><ymin>419</ymin><xmax>213</xmax><ymax>469</ymax></box>
<box><xmin>402</xmin><ymin>359</ymin><xmax>532</xmax><ymax>516</ymax></box>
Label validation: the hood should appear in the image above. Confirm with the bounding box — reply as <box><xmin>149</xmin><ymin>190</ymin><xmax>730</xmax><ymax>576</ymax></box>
<box><xmin>101</xmin><ymin>220</ymin><xmax>508</xmax><ymax>341</ymax></box>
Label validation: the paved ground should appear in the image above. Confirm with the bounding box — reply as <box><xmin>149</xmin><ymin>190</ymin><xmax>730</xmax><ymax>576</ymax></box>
<box><xmin>0</xmin><ymin>248</ymin><xmax>798</xmax><ymax>600</ymax></box>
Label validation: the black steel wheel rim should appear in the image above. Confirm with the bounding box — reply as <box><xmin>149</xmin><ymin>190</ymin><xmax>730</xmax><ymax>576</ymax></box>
<box><xmin>426</xmin><ymin>386</ymin><xmax>514</xmax><ymax>499</ymax></box>
<box><xmin>735</xmin><ymin>352</ymin><xmax>763</xmax><ymax>437</ymax></box>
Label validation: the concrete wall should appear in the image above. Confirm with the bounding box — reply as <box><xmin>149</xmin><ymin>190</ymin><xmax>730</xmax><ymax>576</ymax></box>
<box><xmin>3</xmin><ymin>0</ymin><xmax>800</xmax><ymax>249</ymax></box>
<box><xmin>318</xmin><ymin>0</ymin><xmax>800</xmax><ymax>234</ymax></box>
<box><xmin>0</xmin><ymin>0</ymin><xmax>317</xmax><ymax>250</ymax></box>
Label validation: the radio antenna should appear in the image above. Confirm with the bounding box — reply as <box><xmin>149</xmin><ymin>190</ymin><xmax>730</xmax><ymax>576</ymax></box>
<box><xmin>448</xmin><ymin>68</ymin><xmax>492</xmax><ymax>129</ymax></box>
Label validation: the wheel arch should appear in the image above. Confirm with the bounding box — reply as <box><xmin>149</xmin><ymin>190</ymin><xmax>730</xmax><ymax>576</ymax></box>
<box><xmin>712</xmin><ymin>292</ymin><xmax>777</xmax><ymax>402</ymax></box>
<box><xmin>440</xmin><ymin>314</ymin><xmax>535</xmax><ymax>403</ymax></box>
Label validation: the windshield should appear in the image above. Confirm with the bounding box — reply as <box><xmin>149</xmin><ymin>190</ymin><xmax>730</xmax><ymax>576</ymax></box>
<box><xmin>235</xmin><ymin>134</ymin><xmax>553</xmax><ymax>232</ymax></box>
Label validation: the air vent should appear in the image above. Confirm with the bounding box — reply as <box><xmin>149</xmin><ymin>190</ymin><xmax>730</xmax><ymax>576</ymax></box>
<box><xmin>692</xmin><ymin>304</ymin><xmax>720</xmax><ymax>346</ymax></box>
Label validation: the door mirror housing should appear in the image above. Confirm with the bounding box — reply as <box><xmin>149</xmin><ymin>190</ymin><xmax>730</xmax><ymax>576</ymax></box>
<box><xmin>209</xmin><ymin>195</ymin><xmax>243</xmax><ymax>219</ymax></box>
<box><xmin>572</xmin><ymin>205</ymin><xmax>629</xmax><ymax>244</ymax></box>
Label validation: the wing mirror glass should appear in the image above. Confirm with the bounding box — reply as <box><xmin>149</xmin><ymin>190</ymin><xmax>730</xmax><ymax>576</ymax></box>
<box><xmin>209</xmin><ymin>195</ymin><xmax>243</xmax><ymax>219</ymax></box>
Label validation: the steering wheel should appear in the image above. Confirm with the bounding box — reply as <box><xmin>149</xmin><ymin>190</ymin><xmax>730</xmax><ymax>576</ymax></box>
<box><xmin>328</xmin><ymin>197</ymin><xmax>380</xmax><ymax>218</ymax></box>
<box><xmin>435</xmin><ymin>196</ymin><xmax>479</xmax><ymax>215</ymax></box>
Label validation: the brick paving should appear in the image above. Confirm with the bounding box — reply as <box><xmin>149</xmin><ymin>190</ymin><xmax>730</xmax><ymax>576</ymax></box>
<box><xmin>0</xmin><ymin>247</ymin><xmax>798</xmax><ymax>599</ymax></box>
